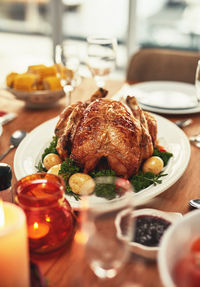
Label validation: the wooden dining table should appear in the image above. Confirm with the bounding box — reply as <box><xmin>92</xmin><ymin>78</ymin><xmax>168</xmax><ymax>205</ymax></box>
<box><xmin>1</xmin><ymin>78</ymin><xmax>200</xmax><ymax>287</ymax></box>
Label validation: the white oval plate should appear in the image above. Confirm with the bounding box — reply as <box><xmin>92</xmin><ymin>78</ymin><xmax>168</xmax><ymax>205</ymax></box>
<box><xmin>114</xmin><ymin>82</ymin><xmax>200</xmax><ymax>115</ymax></box>
<box><xmin>14</xmin><ymin>113</ymin><xmax>190</xmax><ymax>209</ymax></box>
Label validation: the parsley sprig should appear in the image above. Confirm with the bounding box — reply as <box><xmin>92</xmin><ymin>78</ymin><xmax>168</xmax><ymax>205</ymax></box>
<box><xmin>130</xmin><ymin>171</ymin><xmax>167</xmax><ymax>192</ymax></box>
<box><xmin>59</xmin><ymin>158</ymin><xmax>80</xmax><ymax>180</ymax></box>
<box><xmin>65</xmin><ymin>182</ymin><xmax>80</xmax><ymax>201</ymax></box>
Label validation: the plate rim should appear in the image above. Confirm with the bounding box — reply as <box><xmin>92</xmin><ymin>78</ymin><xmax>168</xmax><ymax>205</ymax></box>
<box><xmin>14</xmin><ymin>113</ymin><xmax>191</xmax><ymax>209</ymax></box>
<box><xmin>114</xmin><ymin>81</ymin><xmax>200</xmax><ymax>115</ymax></box>
<box><xmin>135</xmin><ymin>81</ymin><xmax>197</xmax><ymax>110</ymax></box>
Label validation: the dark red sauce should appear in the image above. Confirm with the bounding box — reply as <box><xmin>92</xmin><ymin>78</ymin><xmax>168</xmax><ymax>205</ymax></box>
<box><xmin>133</xmin><ymin>215</ymin><xmax>171</xmax><ymax>247</ymax></box>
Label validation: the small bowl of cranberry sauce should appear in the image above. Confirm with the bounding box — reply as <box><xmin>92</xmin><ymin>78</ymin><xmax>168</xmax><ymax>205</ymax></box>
<box><xmin>115</xmin><ymin>208</ymin><xmax>182</xmax><ymax>260</ymax></box>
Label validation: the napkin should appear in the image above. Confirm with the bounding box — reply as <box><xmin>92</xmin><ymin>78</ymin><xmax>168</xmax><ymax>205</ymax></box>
<box><xmin>0</xmin><ymin>111</ymin><xmax>16</xmax><ymax>125</ymax></box>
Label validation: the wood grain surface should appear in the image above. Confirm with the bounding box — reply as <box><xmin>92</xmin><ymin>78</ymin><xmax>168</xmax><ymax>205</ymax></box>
<box><xmin>1</xmin><ymin>78</ymin><xmax>200</xmax><ymax>287</ymax></box>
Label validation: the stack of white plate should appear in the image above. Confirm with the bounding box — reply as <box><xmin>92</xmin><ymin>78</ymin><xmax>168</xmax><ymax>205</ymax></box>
<box><xmin>114</xmin><ymin>81</ymin><xmax>199</xmax><ymax>115</ymax></box>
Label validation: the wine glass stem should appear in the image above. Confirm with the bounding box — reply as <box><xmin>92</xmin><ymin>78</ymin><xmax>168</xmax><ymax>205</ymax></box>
<box><xmin>196</xmin><ymin>80</ymin><xmax>200</xmax><ymax>103</ymax></box>
<box><xmin>95</xmin><ymin>76</ymin><xmax>105</xmax><ymax>88</ymax></box>
<box><xmin>68</xmin><ymin>91</ymin><xmax>72</xmax><ymax>106</ymax></box>
<box><xmin>64</xmin><ymin>85</ymin><xmax>73</xmax><ymax>106</ymax></box>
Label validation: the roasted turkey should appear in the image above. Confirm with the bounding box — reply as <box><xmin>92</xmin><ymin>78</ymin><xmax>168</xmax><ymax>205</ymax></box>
<box><xmin>55</xmin><ymin>88</ymin><xmax>157</xmax><ymax>178</ymax></box>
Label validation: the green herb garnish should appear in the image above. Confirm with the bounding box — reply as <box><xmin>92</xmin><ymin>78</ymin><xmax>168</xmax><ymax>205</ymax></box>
<box><xmin>35</xmin><ymin>160</ymin><xmax>45</xmax><ymax>172</ymax></box>
<box><xmin>94</xmin><ymin>183</ymin><xmax>117</xmax><ymax>200</ymax></box>
<box><xmin>153</xmin><ymin>147</ymin><xmax>173</xmax><ymax>166</ymax></box>
<box><xmin>42</xmin><ymin>136</ymin><xmax>58</xmax><ymax>161</ymax></box>
<box><xmin>130</xmin><ymin>171</ymin><xmax>167</xmax><ymax>192</ymax></box>
<box><xmin>65</xmin><ymin>182</ymin><xmax>80</xmax><ymax>201</ymax></box>
<box><xmin>36</xmin><ymin>136</ymin><xmax>58</xmax><ymax>172</ymax></box>
<box><xmin>91</xmin><ymin>170</ymin><xmax>116</xmax><ymax>199</ymax></box>
<box><xmin>59</xmin><ymin>158</ymin><xmax>80</xmax><ymax>181</ymax></box>
<box><xmin>90</xmin><ymin>169</ymin><xmax>115</xmax><ymax>178</ymax></box>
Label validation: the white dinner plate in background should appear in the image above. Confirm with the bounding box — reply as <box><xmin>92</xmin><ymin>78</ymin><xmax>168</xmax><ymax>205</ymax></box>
<box><xmin>114</xmin><ymin>82</ymin><xmax>200</xmax><ymax>115</ymax></box>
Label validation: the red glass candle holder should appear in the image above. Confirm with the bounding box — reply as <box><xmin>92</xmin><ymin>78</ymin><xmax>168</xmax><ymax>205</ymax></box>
<box><xmin>14</xmin><ymin>173</ymin><xmax>75</xmax><ymax>256</ymax></box>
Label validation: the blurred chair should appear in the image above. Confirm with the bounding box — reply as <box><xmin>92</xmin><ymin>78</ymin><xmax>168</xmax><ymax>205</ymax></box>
<box><xmin>126</xmin><ymin>48</ymin><xmax>200</xmax><ymax>84</ymax></box>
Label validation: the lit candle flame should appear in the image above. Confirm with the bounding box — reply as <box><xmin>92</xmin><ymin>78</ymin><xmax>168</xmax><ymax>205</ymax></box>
<box><xmin>45</xmin><ymin>216</ymin><xmax>51</xmax><ymax>223</ymax></box>
<box><xmin>28</xmin><ymin>221</ymin><xmax>49</xmax><ymax>239</ymax></box>
<box><xmin>33</xmin><ymin>222</ymin><xmax>39</xmax><ymax>230</ymax></box>
<box><xmin>0</xmin><ymin>199</ymin><xmax>5</xmax><ymax>228</ymax></box>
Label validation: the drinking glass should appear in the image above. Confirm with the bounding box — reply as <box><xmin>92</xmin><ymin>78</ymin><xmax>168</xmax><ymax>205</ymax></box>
<box><xmin>79</xmin><ymin>176</ymin><xmax>134</xmax><ymax>279</ymax></box>
<box><xmin>195</xmin><ymin>59</ymin><xmax>200</xmax><ymax>103</ymax></box>
<box><xmin>55</xmin><ymin>42</ymin><xmax>80</xmax><ymax>106</ymax></box>
<box><xmin>86</xmin><ymin>36</ymin><xmax>117</xmax><ymax>88</ymax></box>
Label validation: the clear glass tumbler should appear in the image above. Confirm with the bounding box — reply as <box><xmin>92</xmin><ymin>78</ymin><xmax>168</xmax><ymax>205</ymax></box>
<box><xmin>80</xmin><ymin>176</ymin><xmax>134</xmax><ymax>279</ymax></box>
<box><xmin>86</xmin><ymin>37</ymin><xmax>117</xmax><ymax>88</ymax></box>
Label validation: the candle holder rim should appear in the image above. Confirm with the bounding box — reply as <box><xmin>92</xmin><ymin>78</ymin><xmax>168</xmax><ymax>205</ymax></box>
<box><xmin>14</xmin><ymin>173</ymin><xmax>65</xmax><ymax>203</ymax></box>
<box><xmin>15</xmin><ymin>196</ymin><xmax>66</xmax><ymax>211</ymax></box>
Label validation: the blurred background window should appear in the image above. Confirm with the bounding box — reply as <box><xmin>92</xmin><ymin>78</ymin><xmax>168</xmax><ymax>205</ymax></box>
<box><xmin>136</xmin><ymin>0</ymin><xmax>200</xmax><ymax>52</ymax></box>
<box><xmin>0</xmin><ymin>0</ymin><xmax>200</xmax><ymax>84</ymax></box>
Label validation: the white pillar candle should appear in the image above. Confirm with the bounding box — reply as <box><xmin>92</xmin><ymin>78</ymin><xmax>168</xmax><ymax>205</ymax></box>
<box><xmin>0</xmin><ymin>201</ymin><xmax>30</xmax><ymax>287</ymax></box>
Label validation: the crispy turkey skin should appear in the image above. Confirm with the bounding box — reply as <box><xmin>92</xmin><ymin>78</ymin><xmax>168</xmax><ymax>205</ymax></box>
<box><xmin>55</xmin><ymin>89</ymin><xmax>157</xmax><ymax>178</ymax></box>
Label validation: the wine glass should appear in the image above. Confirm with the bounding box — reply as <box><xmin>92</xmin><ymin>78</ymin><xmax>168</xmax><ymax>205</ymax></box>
<box><xmin>79</xmin><ymin>176</ymin><xmax>134</xmax><ymax>279</ymax></box>
<box><xmin>55</xmin><ymin>42</ymin><xmax>80</xmax><ymax>106</ymax></box>
<box><xmin>195</xmin><ymin>59</ymin><xmax>200</xmax><ymax>103</ymax></box>
<box><xmin>86</xmin><ymin>36</ymin><xmax>117</xmax><ymax>88</ymax></box>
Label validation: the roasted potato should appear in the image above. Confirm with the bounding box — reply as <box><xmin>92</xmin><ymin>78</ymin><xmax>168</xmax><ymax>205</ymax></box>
<box><xmin>47</xmin><ymin>164</ymin><xmax>61</xmax><ymax>175</ymax></box>
<box><xmin>142</xmin><ymin>156</ymin><xmax>164</xmax><ymax>175</ymax></box>
<box><xmin>69</xmin><ymin>173</ymin><xmax>95</xmax><ymax>195</ymax></box>
<box><xmin>43</xmin><ymin>153</ymin><xmax>62</xmax><ymax>170</ymax></box>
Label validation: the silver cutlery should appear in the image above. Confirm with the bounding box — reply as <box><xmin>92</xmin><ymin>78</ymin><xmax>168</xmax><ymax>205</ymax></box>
<box><xmin>0</xmin><ymin>130</ymin><xmax>27</xmax><ymax>161</ymax></box>
<box><xmin>189</xmin><ymin>134</ymin><xmax>200</xmax><ymax>148</ymax></box>
<box><xmin>189</xmin><ymin>199</ymin><xmax>200</xmax><ymax>209</ymax></box>
<box><xmin>174</xmin><ymin>119</ymin><xmax>192</xmax><ymax>129</ymax></box>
